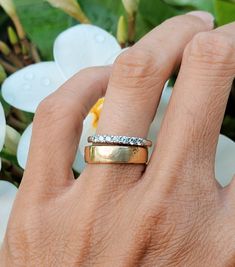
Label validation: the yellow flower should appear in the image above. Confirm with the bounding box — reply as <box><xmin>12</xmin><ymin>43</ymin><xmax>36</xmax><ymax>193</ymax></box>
<box><xmin>90</xmin><ymin>98</ymin><xmax>104</xmax><ymax>129</ymax></box>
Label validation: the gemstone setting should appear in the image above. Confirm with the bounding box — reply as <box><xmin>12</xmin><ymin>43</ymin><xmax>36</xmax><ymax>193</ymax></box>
<box><xmin>88</xmin><ymin>135</ymin><xmax>152</xmax><ymax>147</ymax></box>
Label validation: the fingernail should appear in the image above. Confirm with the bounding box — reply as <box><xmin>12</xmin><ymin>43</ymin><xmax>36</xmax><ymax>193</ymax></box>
<box><xmin>187</xmin><ymin>11</ymin><xmax>214</xmax><ymax>29</ymax></box>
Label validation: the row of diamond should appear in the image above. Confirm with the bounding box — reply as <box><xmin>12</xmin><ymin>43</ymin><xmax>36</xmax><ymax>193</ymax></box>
<box><xmin>88</xmin><ymin>135</ymin><xmax>152</xmax><ymax>147</ymax></box>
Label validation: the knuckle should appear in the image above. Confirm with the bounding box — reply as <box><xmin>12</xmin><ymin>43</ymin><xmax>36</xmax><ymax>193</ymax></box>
<box><xmin>111</xmin><ymin>48</ymin><xmax>164</xmax><ymax>90</ymax></box>
<box><xmin>185</xmin><ymin>31</ymin><xmax>235</xmax><ymax>65</ymax></box>
<box><xmin>35</xmin><ymin>94</ymin><xmax>74</xmax><ymax>127</ymax></box>
<box><xmin>35</xmin><ymin>90</ymin><xmax>83</xmax><ymax>121</ymax></box>
<box><xmin>35</xmin><ymin>95</ymin><xmax>61</xmax><ymax>121</ymax></box>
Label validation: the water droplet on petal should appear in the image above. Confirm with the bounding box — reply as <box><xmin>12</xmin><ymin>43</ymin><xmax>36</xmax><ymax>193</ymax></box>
<box><xmin>41</xmin><ymin>78</ymin><xmax>50</xmax><ymax>86</ymax></box>
<box><xmin>95</xmin><ymin>34</ymin><xmax>105</xmax><ymax>43</ymax></box>
<box><xmin>24</xmin><ymin>73</ymin><xmax>34</xmax><ymax>80</ymax></box>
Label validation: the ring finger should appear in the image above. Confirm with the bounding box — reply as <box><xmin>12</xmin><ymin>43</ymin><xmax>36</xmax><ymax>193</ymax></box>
<box><xmin>83</xmin><ymin>12</ymin><xmax>214</xmax><ymax>187</ymax></box>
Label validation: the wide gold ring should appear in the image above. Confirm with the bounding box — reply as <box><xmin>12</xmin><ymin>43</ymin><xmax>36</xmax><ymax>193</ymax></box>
<box><xmin>85</xmin><ymin>145</ymin><xmax>148</xmax><ymax>164</ymax></box>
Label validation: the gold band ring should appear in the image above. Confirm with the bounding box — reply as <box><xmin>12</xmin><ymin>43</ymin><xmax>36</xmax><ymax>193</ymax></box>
<box><xmin>85</xmin><ymin>145</ymin><xmax>148</xmax><ymax>164</ymax></box>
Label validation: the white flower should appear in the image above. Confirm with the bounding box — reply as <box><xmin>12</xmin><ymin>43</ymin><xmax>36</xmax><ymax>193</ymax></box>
<box><xmin>0</xmin><ymin>102</ymin><xmax>6</xmax><ymax>168</ymax></box>
<box><xmin>2</xmin><ymin>24</ymin><xmax>122</xmax><ymax>173</ymax></box>
<box><xmin>0</xmin><ymin>102</ymin><xmax>16</xmax><ymax>245</ymax></box>
<box><xmin>0</xmin><ymin>180</ymin><xmax>17</xmax><ymax>244</ymax></box>
<box><xmin>1</xmin><ymin>24</ymin><xmax>235</xmax><ymax>187</ymax></box>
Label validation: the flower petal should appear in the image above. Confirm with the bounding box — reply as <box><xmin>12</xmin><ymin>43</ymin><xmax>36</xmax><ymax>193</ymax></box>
<box><xmin>148</xmin><ymin>85</ymin><xmax>172</xmax><ymax>142</ymax></box>
<box><xmin>148</xmin><ymin>84</ymin><xmax>171</xmax><ymax>155</ymax></box>
<box><xmin>54</xmin><ymin>24</ymin><xmax>121</xmax><ymax>79</ymax></box>
<box><xmin>215</xmin><ymin>135</ymin><xmax>235</xmax><ymax>187</ymax></box>
<box><xmin>17</xmin><ymin>123</ymin><xmax>32</xmax><ymax>169</ymax></box>
<box><xmin>0</xmin><ymin>102</ymin><xmax>6</xmax><ymax>152</ymax></box>
<box><xmin>2</xmin><ymin>62</ymin><xmax>65</xmax><ymax>113</ymax></box>
<box><xmin>73</xmin><ymin>114</ymin><xmax>96</xmax><ymax>173</ymax></box>
<box><xmin>73</xmin><ymin>150</ymin><xmax>86</xmax><ymax>174</ymax></box>
<box><xmin>0</xmin><ymin>181</ymin><xmax>17</xmax><ymax>244</ymax></box>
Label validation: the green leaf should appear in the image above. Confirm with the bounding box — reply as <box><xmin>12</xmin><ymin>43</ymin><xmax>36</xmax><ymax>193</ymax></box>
<box><xmin>79</xmin><ymin>0</ymin><xmax>162</xmax><ymax>41</ymax></box>
<box><xmin>79</xmin><ymin>0</ymin><xmax>124</xmax><ymax>35</ymax></box>
<box><xmin>137</xmin><ymin>0</ymin><xmax>188</xmax><ymax>39</ymax></box>
<box><xmin>139</xmin><ymin>0</ymin><xmax>180</xmax><ymax>26</ymax></box>
<box><xmin>13</xmin><ymin>0</ymin><xmax>74</xmax><ymax>60</ymax></box>
<box><xmin>135</xmin><ymin>13</ymin><xmax>153</xmax><ymax>40</ymax></box>
<box><xmin>162</xmin><ymin>0</ymin><xmax>214</xmax><ymax>12</ymax></box>
<box><xmin>214</xmin><ymin>0</ymin><xmax>235</xmax><ymax>25</ymax></box>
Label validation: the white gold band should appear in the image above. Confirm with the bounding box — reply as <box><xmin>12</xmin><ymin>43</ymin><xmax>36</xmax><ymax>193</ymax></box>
<box><xmin>87</xmin><ymin>135</ymin><xmax>152</xmax><ymax>147</ymax></box>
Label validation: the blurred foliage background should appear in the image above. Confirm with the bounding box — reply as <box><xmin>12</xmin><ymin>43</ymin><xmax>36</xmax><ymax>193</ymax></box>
<box><xmin>4</xmin><ymin>0</ymin><xmax>233</xmax><ymax>136</ymax></box>
<box><xmin>0</xmin><ymin>0</ymin><xmax>235</xmax><ymax>184</ymax></box>
<box><xmin>2</xmin><ymin>0</ymin><xmax>234</xmax><ymax>59</ymax></box>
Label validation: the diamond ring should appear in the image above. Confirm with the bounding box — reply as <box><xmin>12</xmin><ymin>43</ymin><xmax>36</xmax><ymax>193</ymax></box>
<box><xmin>87</xmin><ymin>135</ymin><xmax>152</xmax><ymax>147</ymax></box>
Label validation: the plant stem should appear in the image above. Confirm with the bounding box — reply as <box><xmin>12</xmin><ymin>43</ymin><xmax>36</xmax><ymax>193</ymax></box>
<box><xmin>21</xmin><ymin>38</ymin><xmax>31</xmax><ymax>56</ymax></box>
<box><xmin>13</xmin><ymin>43</ymin><xmax>22</xmax><ymax>55</ymax></box>
<box><xmin>11</xmin><ymin>15</ymin><xmax>26</xmax><ymax>40</ymax></box>
<box><xmin>127</xmin><ymin>12</ymin><xmax>136</xmax><ymax>45</ymax></box>
<box><xmin>0</xmin><ymin>58</ymin><xmax>18</xmax><ymax>73</ymax></box>
<box><xmin>12</xmin><ymin>108</ymin><xmax>29</xmax><ymax>124</ymax></box>
<box><xmin>30</xmin><ymin>43</ymin><xmax>41</xmax><ymax>63</ymax></box>
<box><xmin>74</xmin><ymin>11</ymin><xmax>91</xmax><ymax>24</ymax></box>
<box><xmin>5</xmin><ymin>52</ymin><xmax>23</xmax><ymax>68</ymax></box>
<box><xmin>7</xmin><ymin>115</ymin><xmax>27</xmax><ymax>131</ymax></box>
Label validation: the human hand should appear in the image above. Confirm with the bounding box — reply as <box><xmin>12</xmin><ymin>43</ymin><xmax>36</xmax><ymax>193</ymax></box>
<box><xmin>1</xmin><ymin>11</ymin><xmax>235</xmax><ymax>266</ymax></box>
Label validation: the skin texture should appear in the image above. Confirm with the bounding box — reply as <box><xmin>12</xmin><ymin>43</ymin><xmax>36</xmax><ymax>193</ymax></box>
<box><xmin>1</xmin><ymin>12</ymin><xmax>235</xmax><ymax>266</ymax></box>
